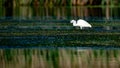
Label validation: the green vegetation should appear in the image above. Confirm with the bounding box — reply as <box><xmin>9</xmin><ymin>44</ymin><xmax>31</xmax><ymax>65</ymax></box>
<box><xmin>1</xmin><ymin>49</ymin><xmax>120</xmax><ymax>68</ymax></box>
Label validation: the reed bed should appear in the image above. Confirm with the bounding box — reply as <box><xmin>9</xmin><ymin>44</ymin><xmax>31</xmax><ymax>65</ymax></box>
<box><xmin>0</xmin><ymin>49</ymin><xmax>120</xmax><ymax>68</ymax></box>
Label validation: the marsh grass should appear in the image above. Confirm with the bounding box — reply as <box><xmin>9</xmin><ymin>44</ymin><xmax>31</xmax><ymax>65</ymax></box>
<box><xmin>1</xmin><ymin>49</ymin><xmax>120</xmax><ymax>68</ymax></box>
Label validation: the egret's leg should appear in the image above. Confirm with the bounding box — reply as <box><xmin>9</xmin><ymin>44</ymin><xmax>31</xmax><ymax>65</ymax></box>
<box><xmin>80</xmin><ymin>27</ymin><xmax>82</xmax><ymax>29</ymax></box>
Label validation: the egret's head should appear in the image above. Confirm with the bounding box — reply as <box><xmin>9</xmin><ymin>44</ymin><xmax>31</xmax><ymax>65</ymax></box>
<box><xmin>70</xmin><ymin>20</ymin><xmax>76</xmax><ymax>23</ymax></box>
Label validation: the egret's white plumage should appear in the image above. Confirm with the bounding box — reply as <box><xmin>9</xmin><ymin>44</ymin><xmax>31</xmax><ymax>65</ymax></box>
<box><xmin>70</xmin><ymin>19</ymin><xmax>92</xmax><ymax>29</ymax></box>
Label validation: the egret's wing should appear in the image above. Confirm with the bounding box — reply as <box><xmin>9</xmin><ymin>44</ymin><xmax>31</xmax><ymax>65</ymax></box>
<box><xmin>77</xmin><ymin>19</ymin><xmax>91</xmax><ymax>26</ymax></box>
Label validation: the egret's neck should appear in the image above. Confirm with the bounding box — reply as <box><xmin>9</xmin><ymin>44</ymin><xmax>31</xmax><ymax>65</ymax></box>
<box><xmin>73</xmin><ymin>21</ymin><xmax>77</xmax><ymax>26</ymax></box>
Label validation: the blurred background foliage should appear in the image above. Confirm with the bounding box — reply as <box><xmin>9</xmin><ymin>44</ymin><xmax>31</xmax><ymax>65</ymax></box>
<box><xmin>1</xmin><ymin>0</ymin><xmax>120</xmax><ymax>7</ymax></box>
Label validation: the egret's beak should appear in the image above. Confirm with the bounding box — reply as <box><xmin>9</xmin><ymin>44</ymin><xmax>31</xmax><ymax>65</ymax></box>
<box><xmin>70</xmin><ymin>20</ymin><xmax>74</xmax><ymax>23</ymax></box>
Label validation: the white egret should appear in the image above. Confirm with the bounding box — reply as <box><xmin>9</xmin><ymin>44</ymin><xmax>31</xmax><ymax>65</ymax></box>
<box><xmin>70</xmin><ymin>19</ymin><xmax>92</xmax><ymax>29</ymax></box>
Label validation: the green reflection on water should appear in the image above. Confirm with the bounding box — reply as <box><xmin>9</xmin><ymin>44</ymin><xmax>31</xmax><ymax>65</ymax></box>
<box><xmin>0</xmin><ymin>49</ymin><xmax>120</xmax><ymax>68</ymax></box>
